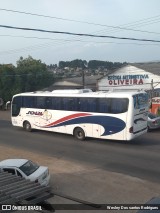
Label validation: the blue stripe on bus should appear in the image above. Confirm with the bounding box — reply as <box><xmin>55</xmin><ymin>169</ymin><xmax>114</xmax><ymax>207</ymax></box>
<box><xmin>44</xmin><ymin>115</ymin><xmax>126</xmax><ymax>136</ymax></box>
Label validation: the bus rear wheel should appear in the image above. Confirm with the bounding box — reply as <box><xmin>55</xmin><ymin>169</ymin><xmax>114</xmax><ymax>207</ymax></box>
<box><xmin>23</xmin><ymin>121</ymin><xmax>32</xmax><ymax>132</ymax></box>
<box><xmin>74</xmin><ymin>128</ymin><xmax>85</xmax><ymax>141</ymax></box>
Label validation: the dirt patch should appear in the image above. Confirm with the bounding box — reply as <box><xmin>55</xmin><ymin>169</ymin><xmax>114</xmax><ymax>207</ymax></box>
<box><xmin>0</xmin><ymin>110</ymin><xmax>11</xmax><ymax>121</ymax></box>
<box><xmin>0</xmin><ymin>143</ymin><xmax>92</xmax><ymax>175</ymax></box>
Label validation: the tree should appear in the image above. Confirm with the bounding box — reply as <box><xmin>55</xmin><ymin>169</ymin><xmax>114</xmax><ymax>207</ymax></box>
<box><xmin>0</xmin><ymin>64</ymin><xmax>15</xmax><ymax>103</ymax></box>
<box><xmin>59</xmin><ymin>59</ymin><xmax>87</xmax><ymax>69</ymax></box>
<box><xmin>0</xmin><ymin>56</ymin><xmax>56</xmax><ymax>104</ymax></box>
<box><xmin>88</xmin><ymin>60</ymin><xmax>127</xmax><ymax>70</ymax></box>
<box><xmin>15</xmin><ymin>56</ymin><xmax>54</xmax><ymax>92</ymax></box>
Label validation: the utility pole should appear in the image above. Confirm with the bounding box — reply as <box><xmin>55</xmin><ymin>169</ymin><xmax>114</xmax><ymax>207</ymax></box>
<box><xmin>151</xmin><ymin>79</ymin><xmax>154</xmax><ymax>98</ymax></box>
<box><xmin>82</xmin><ymin>70</ymin><xmax>85</xmax><ymax>89</ymax></box>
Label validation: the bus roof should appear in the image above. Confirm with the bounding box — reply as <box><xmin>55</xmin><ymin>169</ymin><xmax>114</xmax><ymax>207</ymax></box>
<box><xmin>13</xmin><ymin>89</ymin><xmax>146</xmax><ymax>98</ymax></box>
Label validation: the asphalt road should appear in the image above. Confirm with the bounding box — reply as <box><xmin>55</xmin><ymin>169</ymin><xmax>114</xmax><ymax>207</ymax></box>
<box><xmin>1</xmin><ymin>112</ymin><xmax>160</xmax><ymax>212</ymax></box>
<box><xmin>0</xmin><ymin>119</ymin><xmax>160</xmax><ymax>184</ymax></box>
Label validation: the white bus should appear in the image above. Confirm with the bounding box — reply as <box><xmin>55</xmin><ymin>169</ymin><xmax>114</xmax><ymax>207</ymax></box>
<box><xmin>11</xmin><ymin>89</ymin><xmax>149</xmax><ymax>141</ymax></box>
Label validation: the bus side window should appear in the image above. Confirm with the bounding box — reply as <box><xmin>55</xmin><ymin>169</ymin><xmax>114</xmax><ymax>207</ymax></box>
<box><xmin>45</xmin><ymin>97</ymin><xmax>52</xmax><ymax>109</ymax></box>
<box><xmin>22</xmin><ymin>96</ymin><xmax>36</xmax><ymax>108</ymax></box>
<box><xmin>36</xmin><ymin>97</ymin><xmax>45</xmax><ymax>109</ymax></box>
<box><xmin>70</xmin><ymin>98</ymin><xmax>77</xmax><ymax>111</ymax></box>
<box><xmin>98</xmin><ymin>98</ymin><xmax>111</xmax><ymax>113</ymax></box>
<box><xmin>67</xmin><ymin>98</ymin><xmax>78</xmax><ymax>111</ymax></box>
<box><xmin>87</xmin><ymin>98</ymin><xmax>97</xmax><ymax>112</ymax></box>
<box><xmin>62</xmin><ymin>98</ymin><xmax>69</xmax><ymax>110</ymax></box>
<box><xmin>111</xmin><ymin>98</ymin><xmax>128</xmax><ymax>114</ymax></box>
<box><xmin>78</xmin><ymin>98</ymin><xmax>88</xmax><ymax>112</ymax></box>
<box><xmin>77</xmin><ymin>98</ymin><xmax>97</xmax><ymax>112</ymax></box>
<box><xmin>55</xmin><ymin>97</ymin><xmax>78</xmax><ymax>111</ymax></box>
<box><xmin>52</xmin><ymin>97</ymin><xmax>62</xmax><ymax>110</ymax></box>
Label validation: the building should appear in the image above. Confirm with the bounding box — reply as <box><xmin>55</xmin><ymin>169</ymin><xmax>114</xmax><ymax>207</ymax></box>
<box><xmin>97</xmin><ymin>63</ymin><xmax>160</xmax><ymax>95</ymax></box>
<box><xmin>45</xmin><ymin>75</ymin><xmax>102</xmax><ymax>91</ymax></box>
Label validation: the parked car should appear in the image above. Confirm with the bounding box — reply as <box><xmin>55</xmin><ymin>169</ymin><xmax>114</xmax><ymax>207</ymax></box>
<box><xmin>0</xmin><ymin>159</ymin><xmax>50</xmax><ymax>186</ymax></box>
<box><xmin>148</xmin><ymin>112</ymin><xmax>160</xmax><ymax>131</ymax></box>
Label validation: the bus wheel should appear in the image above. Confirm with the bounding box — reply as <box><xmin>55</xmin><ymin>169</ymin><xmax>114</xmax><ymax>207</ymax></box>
<box><xmin>23</xmin><ymin>121</ymin><xmax>32</xmax><ymax>132</ymax></box>
<box><xmin>74</xmin><ymin>128</ymin><xmax>85</xmax><ymax>141</ymax></box>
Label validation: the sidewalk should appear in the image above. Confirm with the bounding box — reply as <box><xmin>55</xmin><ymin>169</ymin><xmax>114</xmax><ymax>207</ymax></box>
<box><xmin>0</xmin><ymin>110</ymin><xmax>11</xmax><ymax>121</ymax></box>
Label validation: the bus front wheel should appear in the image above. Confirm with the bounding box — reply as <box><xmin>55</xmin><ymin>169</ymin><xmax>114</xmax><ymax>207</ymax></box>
<box><xmin>23</xmin><ymin>121</ymin><xmax>32</xmax><ymax>132</ymax></box>
<box><xmin>74</xmin><ymin>128</ymin><xmax>85</xmax><ymax>141</ymax></box>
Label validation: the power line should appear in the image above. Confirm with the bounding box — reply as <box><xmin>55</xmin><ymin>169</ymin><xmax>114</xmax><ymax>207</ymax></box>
<box><xmin>0</xmin><ymin>34</ymin><xmax>160</xmax><ymax>45</ymax></box>
<box><xmin>97</xmin><ymin>17</ymin><xmax>160</xmax><ymax>35</ymax></box>
<box><xmin>1</xmin><ymin>8</ymin><xmax>160</xmax><ymax>57</ymax></box>
<box><xmin>1</xmin><ymin>7</ymin><xmax>160</xmax><ymax>58</ymax></box>
<box><xmin>1</xmin><ymin>8</ymin><xmax>160</xmax><ymax>35</ymax></box>
<box><xmin>1</xmin><ymin>24</ymin><xmax>160</xmax><ymax>43</ymax></box>
<box><xmin>0</xmin><ymin>34</ymin><xmax>159</xmax><ymax>57</ymax></box>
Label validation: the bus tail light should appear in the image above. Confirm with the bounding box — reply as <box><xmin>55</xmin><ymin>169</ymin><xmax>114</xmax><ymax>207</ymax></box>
<box><xmin>129</xmin><ymin>126</ymin><xmax>133</xmax><ymax>133</ymax></box>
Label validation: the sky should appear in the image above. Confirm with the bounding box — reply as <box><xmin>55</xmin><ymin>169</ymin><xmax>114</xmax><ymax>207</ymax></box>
<box><xmin>0</xmin><ymin>0</ymin><xmax>160</xmax><ymax>66</ymax></box>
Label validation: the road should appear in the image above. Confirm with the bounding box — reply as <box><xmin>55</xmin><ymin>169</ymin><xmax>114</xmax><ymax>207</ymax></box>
<box><xmin>0</xmin><ymin>119</ymin><xmax>160</xmax><ymax>183</ymax></box>
<box><xmin>0</xmin><ymin>116</ymin><xmax>160</xmax><ymax>211</ymax></box>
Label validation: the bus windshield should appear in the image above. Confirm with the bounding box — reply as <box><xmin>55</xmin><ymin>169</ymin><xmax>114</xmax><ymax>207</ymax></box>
<box><xmin>12</xmin><ymin>96</ymin><xmax>22</xmax><ymax>116</ymax></box>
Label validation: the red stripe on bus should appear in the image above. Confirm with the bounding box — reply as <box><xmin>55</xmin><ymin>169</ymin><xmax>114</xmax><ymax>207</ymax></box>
<box><xmin>45</xmin><ymin>112</ymin><xmax>91</xmax><ymax>127</ymax></box>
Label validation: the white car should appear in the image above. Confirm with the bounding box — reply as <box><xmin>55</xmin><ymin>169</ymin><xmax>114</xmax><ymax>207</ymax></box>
<box><xmin>148</xmin><ymin>113</ymin><xmax>160</xmax><ymax>131</ymax></box>
<box><xmin>0</xmin><ymin>159</ymin><xmax>50</xmax><ymax>186</ymax></box>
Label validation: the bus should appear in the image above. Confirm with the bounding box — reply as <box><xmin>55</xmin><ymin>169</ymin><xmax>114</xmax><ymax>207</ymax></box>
<box><xmin>11</xmin><ymin>89</ymin><xmax>149</xmax><ymax>141</ymax></box>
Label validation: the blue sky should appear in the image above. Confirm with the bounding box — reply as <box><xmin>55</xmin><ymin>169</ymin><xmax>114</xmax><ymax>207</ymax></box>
<box><xmin>0</xmin><ymin>0</ymin><xmax>160</xmax><ymax>65</ymax></box>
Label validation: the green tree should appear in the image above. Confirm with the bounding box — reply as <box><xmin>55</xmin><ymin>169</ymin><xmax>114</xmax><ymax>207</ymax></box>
<box><xmin>0</xmin><ymin>64</ymin><xmax>15</xmax><ymax>103</ymax></box>
<box><xmin>88</xmin><ymin>60</ymin><xmax>127</xmax><ymax>70</ymax></box>
<box><xmin>59</xmin><ymin>59</ymin><xmax>87</xmax><ymax>69</ymax></box>
<box><xmin>15</xmin><ymin>56</ymin><xmax>54</xmax><ymax>93</ymax></box>
<box><xmin>0</xmin><ymin>56</ymin><xmax>55</xmax><ymax>104</ymax></box>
